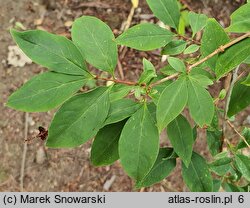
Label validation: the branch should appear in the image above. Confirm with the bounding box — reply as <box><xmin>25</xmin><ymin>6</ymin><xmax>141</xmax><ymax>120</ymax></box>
<box><xmin>221</xmin><ymin>68</ymin><xmax>239</xmax><ymax>151</ymax></box>
<box><xmin>150</xmin><ymin>32</ymin><xmax>249</xmax><ymax>86</ymax></box>
<box><xmin>188</xmin><ymin>32</ymin><xmax>250</xmax><ymax>72</ymax></box>
<box><xmin>97</xmin><ymin>32</ymin><xmax>250</xmax><ymax>89</ymax></box>
<box><xmin>179</xmin><ymin>0</ymin><xmax>193</xmax><ymax>12</ymax></box>
<box><xmin>20</xmin><ymin>112</ymin><xmax>29</xmax><ymax>191</ymax></box>
<box><xmin>117</xmin><ymin>59</ymin><xmax>125</xmax><ymax>80</ymax></box>
<box><xmin>95</xmin><ymin>76</ymin><xmax>137</xmax><ymax>86</ymax></box>
<box><xmin>150</xmin><ymin>73</ymin><xmax>179</xmax><ymax>87</ymax></box>
<box><xmin>225</xmin><ymin>69</ymin><xmax>238</xmax><ymax>119</ymax></box>
<box><xmin>227</xmin><ymin>120</ymin><xmax>250</xmax><ymax>148</ymax></box>
<box><xmin>177</xmin><ymin>34</ymin><xmax>200</xmax><ymax>45</ymax></box>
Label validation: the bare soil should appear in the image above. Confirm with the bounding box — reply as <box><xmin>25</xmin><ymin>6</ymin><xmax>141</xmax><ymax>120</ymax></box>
<box><xmin>0</xmin><ymin>0</ymin><xmax>248</xmax><ymax>192</ymax></box>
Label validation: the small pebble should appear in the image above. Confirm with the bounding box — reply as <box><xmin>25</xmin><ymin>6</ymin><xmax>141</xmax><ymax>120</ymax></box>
<box><xmin>36</xmin><ymin>147</ymin><xmax>46</xmax><ymax>164</ymax></box>
<box><xmin>103</xmin><ymin>175</ymin><xmax>116</xmax><ymax>191</ymax></box>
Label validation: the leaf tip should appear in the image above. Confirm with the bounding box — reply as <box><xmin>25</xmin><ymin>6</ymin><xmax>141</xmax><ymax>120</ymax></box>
<box><xmin>10</xmin><ymin>28</ymin><xmax>19</xmax><ymax>40</ymax></box>
<box><xmin>134</xmin><ymin>182</ymin><xmax>143</xmax><ymax>189</ymax></box>
<box><xmin>10</xmin><ymin>27</ymin><xmax>17</xmax><ymax>34</ymax></box>
<box><xmin>182</xmin><ymin>159</ymin><xmax>191</xmax><ymax>168</ymax></box>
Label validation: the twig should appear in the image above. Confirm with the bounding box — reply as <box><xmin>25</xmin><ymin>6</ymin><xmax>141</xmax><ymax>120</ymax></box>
<box><xmin>139</xmin><ymin>187</ymin><xmax>145</xmax><ymax>192</ymax></box>
<box><xmin>224</xmin><ymin>73</ymin><xmax>232</xmax><ymax>93</ymax></box>
<box><xmin>95</xmin><ymin>76</ymin><xmax>137</xmax><ymax>86</ymax></box>
<box><xmin>188</xmin><ymin>32</ymin><xmax>250</xmax><ymax>72</ymax></box>
<box><xmin>98</xmin><ymin>33</ymin><xmax>250</xmax><ymax>89</ymax></box>
<box><xmin>117</xmin><ymin>59</ymin><xmax>125</xmax><ymax>80</ymax></box>
<box><xmin>225</xmin><ymin>68</ymin><xmax>239</xmax><ymax>120</ymax></box>
<box><xmin>117</xmin><ymin>1</ymin><xmax>137</xmax><ymax>81</ymax></box>
<box><xmin>20</xmin><ymin>112</ymin><xmax>29</xmax><ymax>191</ymax></box>
<box><xmin>177</xmin><ymin>34</ymin><xmax>200</xmax><ymax>45</ymax></box>
<box><xmin>221</xmin><ymin>67</ymin><xmax>239</xmax><ymax>151</ymax></box>
<box><xmin>124</xmin><ymin>6</ymin><xmax>135</xmax><ymax>31</ymax></box>
<box><xmin>151</xmin><ymin>33</ymin><xmax>250</xmax><ymax>86</ymax></box>
<box><xmin>76</xmin><ymin>166</ymin><xmax>85</xmax><ymax>182</ymax></box>
<box><xmin>179</xmin><ymin>0</ymin><xmax>193</xmax><ymax>11</ymax></box>
<box><xmin>227</xmin><ymin>120</ymin><xmax>250</xmax><ymax>148</ymax></box>
<box><xmin>236</xmin><ymin>71</ymin><xmax>247</xmax><ymax>82</ymax></box>
<box><xmin>119</xmin><ymin>3</ymin><xmax>136</xmax><ymax>54</ymax></box>
<box><xmin>150</xmin><ymin>73</ymin><xmax>179</xmax><ymax>87</ymax></box>
<box><xmin>120</xmin><ymin>46</ymin><xmax>128</xmax><ymax>60</ymax></box>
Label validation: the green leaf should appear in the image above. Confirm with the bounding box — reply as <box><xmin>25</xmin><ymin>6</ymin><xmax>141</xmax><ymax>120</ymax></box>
<box><xmin>211</xmin><ymin>163</ymin><xmax>231</xmax><ymax>177</ymax></box>
<box><xmin>109</xmin><ymin>84</ymin><xmax>133</xmax><ymax>102</ymax></box>
<box><xmin>162</xmin><ymin>40</ymin><xmax>187</xmax><ymax>55</ymax></box>
<box><xmin>157</xmin><ymin>78</ymin><xmax>188</xmax><ymax>131</ymax></box>
<box><xmin>228</xmin><ymin>161</ymin><xmax>243</xmax><ymax>182</ymax></box>
<box><xmin>7</xmin><ymin>72</ymin><xmax>88</xmax><ymax>112</ymax></box>
<box><xmin>216</xmin><ymin>38</ymin><xmax>250</xmax><ymax>79</ymax></box>
<box><xmin>244</xmin><ymin>56</ymin><xmax>250</xmax><ymax>64</ymax></box>
<box><xmin>241</xmin><ymin>74</ymin><xmax>250</xmax><ymax>86</ymax></box>
<box><xmin>182</xmin><ymin>152</ymin><xmax>213</xmax><ymax>192</ymax></box>
<box><xmin>149</xmin><ymin>75</ymin><xmax>173</xmax><ymax>104</ymax></box>
<box><xmin>180</xmin><ymin>10</ymin><xmax>190</xmax><ymax>27</ymax></box>
<box><xmin>222</xmin><ymin>182</ymin><xmax>246</xmax><ymax>192</ymax></box>
<box><xmin>146</xmin><ymin>0</ymin><xmax>180</xmax><ymax>30</ymax></box>
<box><xmin>235</xmin><ymin>154</ymin><xmax>250</xmax><ymax>181</ymax></box>
<box><xmin>214</xmin><ymin>151</ymin><xmax>229</xmax><ymax>159</ymax></box>
<box><xmin>85</xmin><ymin>79</ymin><xmax>97</xmax><ymax>89</ymax></box>
<box><xmin>189</xmin><ymin>73</ymin><xmax>213</xmax><ymax>87</ymax></box>
<box><xmin>206</xmin><ymin>130</ymin><xmax>222</xmax><ymax>156</ymax></box>
<box><xmin>207</xmin><ymin>109</ymin><xmax>220</xmax><ymax>130</ymax></box>
<box><xmin>139</xmin><ymin>59</ymin><xmax>157</xmax><ymax>84</ymax></box>
<box><xmin>183</xmin><ymin>44</ymin><xmax>200</xmax><ymax>54</ymax></box>
<box><xmin>213</xmin><ymin>179</ymin><xmax>221</xmax><ymax>192</ymax></box>
<box><xmin>190</xmin><ymin>67</ymin><xmax>214</xmax><ymax>79</ymax></box>
<box><xmin>178</xmin><ymin>15</ymin><xmax>186</xmax><ymax>35</ymax></box>
<box><xmin>228</xmin><ymin>78</ymin><xmax>250</xmax><ymax>117</ymax></box>
<box><xmin>10</xmin><ymin>29</ymin><xmax>90</xmax><ymax>76</ymax></box>
<box><xmin>242</xmin><ymin>184</ymin><xmax>250</xmax><ymax>191</ymax></box>
<box><xmin>135</xmin><ymin>148</ymin><xmax>176</xmax><ymax>188</ymax></box>
<box><xmin>105</xmin><ymin>99</ymin><xmax>141</xmax><ymax>125</ymax></box>
<box><xmin>240</xmin><ymin>184</ymin><xmax>250</xmax><ymax>191</ymax></box>
<box><xmin>167</xmin><ymin>114</ymin><xmax>194</xmax><ymax>167</ymax></box>
<box><xmin>167</xmin><ymin>57</ymin><xmax>186</xmax><ymax>73</ymax></box>
<box><xmin>187</xmin><ymin>78</ymin><xmax>214</xmax><ymax>127</ymax></box>
<box><xmin>72</xmin><ymin>16</ymin><xmax>117</xmax><ymax>74</ymax></box>
<box><xmin>226</xmin><ymin>3</ymin><xmax>250</xmax><ymax>33</ymax></box>
<box><xmin>147</xmin><ymin>102</ymin><xmax>157</xmax><ymax>123</ymax></box>
<box><xmin>134</xmin><ymin>86</ymin><xmax>144</xmax><ymax>100</ymax></box>
<box><xmin>207</xmin><ymin>108</ymin><xmax>220</xmax><ymax>132</ymax></box>
<box><xmin>188</xmin><ymin>12</ymin><xmax>208</xmax><ymax>37</ymax></box>
<box><xmin>160</xmin><ymin>65</ymin><xmax>177</xmax><ymax>76</ymax></box>
<box><xmin>152</xmin><ymin>75</ymin><xmax>173</xmax><ymax>92</ymax></box>
<box><xmin>193</xmin><ymin>127</ymin><xmax>198</xmax><ymax>141</ymax></box>
<box><xmin>119</xmin><ymin>105</ymin><xmax>159</xmax><ymax>181</ymax></box>
<box><xmin>209</xmin><ymin>155</ymin><xmax>232</xmax><ymax>176</ymax></box>
<box><xmin>90</xmin><ymin>120</ymin><xmax>126</xmax><ymax>166</ymax></box>
<box><xmin>201</xmin><ymin>19</ymin><xmax>230</xmax><ymax>71</ymax></box>
<box><xmin>178</xmin><ymin>10</ymin><xmax>190</xmax><ymax>35</ymax></box>
<box><xmin>237</xmin><ymin>127</ymin><xmax>250</xmax><ymax>149</ymax></box>
<box><xmin>178</xmin><ymin>10</ymin><xmax>189</xmax><ymax>35</ymax></box>
<box><xmin>46</xmin><ymin>87</ymin><xmax>110</xmax><ymax>148</ymax></box>
<box><xmin>116</xmin><ymin>23</ymin><xmax>173</xmax><ymax>51</ymax></box>
<box><xmin>219</xmin><ymin>89</ymin><xmax>227</xmax><ymax>100</ymax></box>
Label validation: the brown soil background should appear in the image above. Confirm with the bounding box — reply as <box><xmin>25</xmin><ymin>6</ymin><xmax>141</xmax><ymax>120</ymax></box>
<box><xmin>0</xmin><ymin>0</ymin><xmax>248</xmax><ymax>192</ymax></box>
